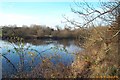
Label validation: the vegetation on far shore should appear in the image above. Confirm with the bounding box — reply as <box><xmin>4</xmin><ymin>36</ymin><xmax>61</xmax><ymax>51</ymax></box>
<box><xmin>2</xmin><ymin>25</ymin><xmax>89</xmax><ymax>42</ymax></box>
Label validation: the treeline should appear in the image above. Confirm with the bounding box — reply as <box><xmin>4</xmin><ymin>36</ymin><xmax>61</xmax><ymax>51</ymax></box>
<box><xmin>2</xmin><ymin>25</ymin><xmax>89</xmax><ymax>41</ymax></box>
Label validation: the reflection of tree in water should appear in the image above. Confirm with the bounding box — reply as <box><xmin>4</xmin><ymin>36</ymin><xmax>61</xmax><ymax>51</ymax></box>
<box><xmin>2</xmin><ymin>39</ymin><xmax>79</xmax><ymax>78</ymax></box>
<box><xmin>24</xmin><ymin>39</ymin><xmax>80</xmax><ymax>47</ymax></box>
<box><xmin>2</xmin><ymin>45</ymin><xmax>53</xmax><ymax>78</ymax></box>
<box><xmin>57</xmin><ymin>39</ymin><xmax>71</xmax><ymax>47</ymax></box>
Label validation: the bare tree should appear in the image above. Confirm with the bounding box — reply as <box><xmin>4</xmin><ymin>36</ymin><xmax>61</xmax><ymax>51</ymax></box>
<box><xmin>64</xmin><ymin>0</ymin><xmax>120</xmax><ymax>46</ymax></box>
<box><xmin>64</xmin><ymin>0</ymin><xmax>120</xmax><ymax>77</ymax></box>
<box><xmin>65</xmin><ymin>1</ymin><xmax>120</xmax><ymax>28</ymax></box>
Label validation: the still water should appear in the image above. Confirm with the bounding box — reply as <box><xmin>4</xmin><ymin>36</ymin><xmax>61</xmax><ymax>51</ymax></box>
<box><xmin>0</xmin><ymin>39</ymin><xmax>82</xmax><ymax>77</ymax></box>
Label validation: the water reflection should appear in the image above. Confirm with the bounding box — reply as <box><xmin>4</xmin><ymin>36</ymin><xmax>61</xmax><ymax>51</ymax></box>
<box><xmin>1</xmin><ymin>39</ymin><xmax>82</xmax><ymax>77</ymax></box>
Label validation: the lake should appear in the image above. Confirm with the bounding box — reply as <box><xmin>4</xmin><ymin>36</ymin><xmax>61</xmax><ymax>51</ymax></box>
<box><xmin>0</xmin><ymin>39</ymin><xmax>82</xmax><ymax>77</ymax></box>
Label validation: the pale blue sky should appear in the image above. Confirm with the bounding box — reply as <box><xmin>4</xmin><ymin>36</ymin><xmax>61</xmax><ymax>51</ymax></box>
<box><xmin>0</xmin><ymin>2</ymin><xmax>72</xmax><ymax>16</ymax></box>
<box><xmin>0</xmin><ymin>2</ymin><xmax>101</xmax><ymax>28</ymax></box>
<box><xmin>0</xmin><ymin>2</ymin><xmax>73</xmax><ymax>28</ymax></box>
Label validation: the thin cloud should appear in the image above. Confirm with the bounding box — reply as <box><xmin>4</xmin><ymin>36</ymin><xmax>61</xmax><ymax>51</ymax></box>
<box><xmin>0</xmin><ymin>12</ymin><xmax>65</xmax><ymax>27</ymax></box>
<box><xmin>0</xmin><ymin>13</ymin><xmax>35</xmax><ymax>26</ymax></box>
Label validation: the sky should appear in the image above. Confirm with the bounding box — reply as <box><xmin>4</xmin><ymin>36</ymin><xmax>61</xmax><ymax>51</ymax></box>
<box><xmin>0</xmin><ymin>1</ymin><xmax>111</xmax><ymax>28</ymax></box>
<box><xmin>0</xmin><ymin>2</ymin><xmax>75</xmax><ymax>28</ymax></box>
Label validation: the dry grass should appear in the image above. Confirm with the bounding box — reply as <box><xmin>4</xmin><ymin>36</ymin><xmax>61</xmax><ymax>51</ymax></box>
<box><xmin>71</xmin><ymin>26</ymin><xmax>119</xmax><ymax>78</ymax></box>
